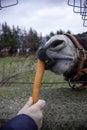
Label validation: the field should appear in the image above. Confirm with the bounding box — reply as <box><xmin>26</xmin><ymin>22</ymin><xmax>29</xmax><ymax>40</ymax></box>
<box><xmin>1</xmin><ymin>56</ymin><xmax>87</xmax><ymax>129</ymax></box>
<box><xmin>0</xmin><ymin>55</ymin><xmax>70</xmax><ymax>98</ymax></box>
<box><xmin>0</xmin><ymin>55</ymin><xmax>68</xmax><ymax>88</ymax></box>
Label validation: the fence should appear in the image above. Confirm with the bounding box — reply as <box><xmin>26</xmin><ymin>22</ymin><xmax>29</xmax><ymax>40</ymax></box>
<box><xmin>0</xmin><ymin>56</ymin><xmax>69</xmax><ymax>88</ymax></box>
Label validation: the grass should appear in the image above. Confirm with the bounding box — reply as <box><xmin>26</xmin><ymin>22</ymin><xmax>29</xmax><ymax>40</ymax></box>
<box><xmin>0</xmin><ymin>56</ymin><xmax>69</xmax><ymax>88</ymax></box>
<box><xmin>0</xmin><ymin>56</ymin><xmax>35</xmax><ymax>83</ymax></box>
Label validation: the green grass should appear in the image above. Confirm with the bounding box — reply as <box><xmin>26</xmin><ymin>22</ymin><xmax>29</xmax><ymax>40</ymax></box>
<box><xmin>0</xmin><ymin>56</ymin><xmax>69</xmax><ymax>88</ymax></box>
<box><xmin>0</xmin><ymin>56</ymin><xmax>70</xmax><ymax>98</ymax></box>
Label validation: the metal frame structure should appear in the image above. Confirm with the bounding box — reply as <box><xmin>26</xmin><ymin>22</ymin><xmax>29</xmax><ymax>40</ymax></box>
<box><xmin>0</xmin><ymin>0</ymin><xmax>18</xmax><ymax>9</ymax></box>
<box><xmin>68</xmin><ymin>0</ymin><xmax>87</xmax><ymax>27</ymax></box>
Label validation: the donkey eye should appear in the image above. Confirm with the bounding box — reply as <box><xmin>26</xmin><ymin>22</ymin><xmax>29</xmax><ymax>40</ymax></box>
<box><xmin>51</xmin><ymin>40</ymin><xmax>63</xmax><ymax>48</ymax></box>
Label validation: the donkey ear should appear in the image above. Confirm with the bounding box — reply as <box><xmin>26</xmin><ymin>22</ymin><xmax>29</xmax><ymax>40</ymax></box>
<box><xmin>50</xmin><ymin>40</ymin><xmax>66</xmax><ymax>51</ymax></box>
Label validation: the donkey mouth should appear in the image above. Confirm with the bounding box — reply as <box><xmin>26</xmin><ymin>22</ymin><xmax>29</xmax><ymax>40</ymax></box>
<box><xmin>38</xmin><ymin>48</ymin><xmax>57</xmax><ymax>69</ymax></box>
<box><xmin>38</xmin><ymin>47</ymin><xmax>75</xmax><ymax>70</ymax></box>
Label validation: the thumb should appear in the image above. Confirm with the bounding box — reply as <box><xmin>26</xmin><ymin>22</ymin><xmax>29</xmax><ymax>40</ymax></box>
<box><xmin>35</xmin><ymin>100</ymin><xmax>46</xmax><ymax>110</ymax></box>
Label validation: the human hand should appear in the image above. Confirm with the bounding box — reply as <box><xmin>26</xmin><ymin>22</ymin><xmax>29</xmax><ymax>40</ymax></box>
<box><xmin>17</xmin><ymin>97</ymin><xmax>46</xmax><ymax>129</ymax></box>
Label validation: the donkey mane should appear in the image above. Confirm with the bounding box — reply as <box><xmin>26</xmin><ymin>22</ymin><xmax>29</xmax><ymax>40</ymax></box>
<box><xmin>74</xmin><ymin>32</ymin><xmax>87</xmax><ymax>50</ymax></box>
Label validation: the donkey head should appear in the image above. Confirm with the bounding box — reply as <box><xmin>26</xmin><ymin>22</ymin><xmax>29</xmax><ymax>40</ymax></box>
<box><xmin>38</xmin><ymin>35</ymin><xmax>78</xmax><ymax>75</ymax></box>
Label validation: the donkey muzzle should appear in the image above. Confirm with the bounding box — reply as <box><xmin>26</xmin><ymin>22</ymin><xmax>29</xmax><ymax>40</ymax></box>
<box><xmin>38</xmin><ymin>48</ymin><xmax>56</xmax><ymax>70</ymax></box>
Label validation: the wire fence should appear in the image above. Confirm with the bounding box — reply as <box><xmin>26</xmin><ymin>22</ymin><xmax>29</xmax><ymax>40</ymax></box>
<box><xmin>0</xmin><ymin>56</ymin><xmax>70</xmax><ymax>88</ymax></box>
<box><xmin>0</xmin><ymin>56</ymin><xmax>86</xmax><ymax>89</ymax></box>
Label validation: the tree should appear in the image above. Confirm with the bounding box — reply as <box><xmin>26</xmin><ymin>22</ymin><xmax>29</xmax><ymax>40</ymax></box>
<box><xmin>0</xmin><ymin>22</ymin><xmax>72</xmax><ymax>56</ymax></box>
<box><xmin>56</xmin><ymin>29</ymin><xmax>65</xmax><ymax>35</ymax></box>
<box><xmin>26</xmin><ymin>28</ymin><xmax>42</xmax><ymax>51</ymax></box>
<box><xmin>45</xmin><ymin>35</ymin><xmax>50</xmax><ymax>41</ymax></box>
<box><xmin>49</xmin><ymin>32</ymin><xmax>55</xmax><ymax>37</ymax></box>
<box><xmin>66</xmin><ymin>30</ymin><xmax>72</xmax><ymax>34</ymax></box>
<box><xmin>1</xmin><ymin>22</ymin><xmax>11</xmax><ymax>48</ymax></box>
<box><xmin>1</xmin><ymin>22</ymin><xmax>18</xmax><ymax>50</ymax></box>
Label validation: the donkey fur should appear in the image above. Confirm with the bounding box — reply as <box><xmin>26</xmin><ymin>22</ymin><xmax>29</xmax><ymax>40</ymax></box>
<box><xmin>38</xmin><ymin>32</ymin><xmax>87</xmax><ymax>85</ymax></box>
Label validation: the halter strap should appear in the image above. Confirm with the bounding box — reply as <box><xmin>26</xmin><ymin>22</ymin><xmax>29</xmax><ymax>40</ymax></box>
<box><xmin>64</xmin><ymin>33</ymin><xmax>87</xmax><ymax>88</ymax></box>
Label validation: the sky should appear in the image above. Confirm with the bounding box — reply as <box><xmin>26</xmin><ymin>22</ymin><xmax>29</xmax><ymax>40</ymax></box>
<box><xmin>0</xmin><ymin>0</ymin><xmax>87</xmax><ymax>36</ymax></box>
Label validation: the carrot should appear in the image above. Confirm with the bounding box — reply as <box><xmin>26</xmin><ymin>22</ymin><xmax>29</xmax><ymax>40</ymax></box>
<box><xmin>32</xmin><ymin>59</ymin><xmax>45</xmax><ymax>104</ymax></box>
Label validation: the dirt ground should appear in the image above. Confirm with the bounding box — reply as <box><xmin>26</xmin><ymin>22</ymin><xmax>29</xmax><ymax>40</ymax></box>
<box><xmin>0</xmin><ymin>86</ymin><xmax>87</xmax><ymax>130</ymax></box>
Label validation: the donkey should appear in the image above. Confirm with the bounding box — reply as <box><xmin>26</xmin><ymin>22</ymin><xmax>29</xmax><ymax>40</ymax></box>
<box><xmin>38</xmin><ymin>32</ymin><xmax>87</xmax><ymax>90</ymax></box>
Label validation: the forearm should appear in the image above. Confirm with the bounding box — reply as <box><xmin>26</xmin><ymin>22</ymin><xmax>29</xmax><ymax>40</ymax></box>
<box><xmin>0</xmin><ymin>114</ymin><xmax>38</xmax><ymax>130</ymax></box>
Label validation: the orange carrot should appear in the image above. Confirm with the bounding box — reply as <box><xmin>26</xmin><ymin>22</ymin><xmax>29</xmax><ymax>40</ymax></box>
<box><xmin>32</xmin><ymin>59</ymin><xmax>45</xmax><ymax>104</ymax></box>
